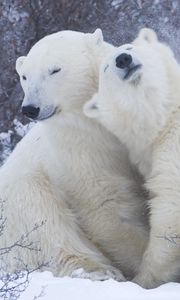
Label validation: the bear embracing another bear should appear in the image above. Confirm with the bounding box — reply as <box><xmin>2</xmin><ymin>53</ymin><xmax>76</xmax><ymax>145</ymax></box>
<box><xmin>0</xmin><ymin>29</ymin><xmax>149</xmax><ymax>281</ymax></box>
<box><xmin>85</xmin><ymin>28</ymin><xmax>180</xmax><ymax>288</ymax></box>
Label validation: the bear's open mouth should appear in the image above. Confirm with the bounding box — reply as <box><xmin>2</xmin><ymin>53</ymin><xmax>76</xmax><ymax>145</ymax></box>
<box><xmin>124</xmin><ymin>64</ymin><xmax>142</xmax><ymax>80</ymax></box>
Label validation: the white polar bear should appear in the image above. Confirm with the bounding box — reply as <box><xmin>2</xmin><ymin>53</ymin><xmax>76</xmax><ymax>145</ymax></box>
<box><xmin>0</xmin><ymin>29</ymin><xmax>148</xmax><ymax>281</ymax></box>
<box><xmin>84</xmin><ymin>28</ymin><xmax>180</xmax><ymax>287</ymax></box>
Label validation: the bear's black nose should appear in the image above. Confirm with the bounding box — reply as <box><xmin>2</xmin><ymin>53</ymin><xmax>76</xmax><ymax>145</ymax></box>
<box><xmin>116</xmin><ymin>53</ymin><xmax>132</xmax><ymax>69</ymax></box>
<box><xmin>22</xmin><ymin>105</ymin><xmax>40</xmax><ymax>119</ymax></box>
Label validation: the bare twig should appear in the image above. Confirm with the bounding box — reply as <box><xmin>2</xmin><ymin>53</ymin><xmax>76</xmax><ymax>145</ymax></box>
<box><xmin>157</xmin><ymin>234</ymin><xmax>180</xmax><ymax>246</ymax></box>
<box><xmin>0</xmin><ymin>221</ymin><xmax>46</xmax><ymax>256</ymax></box>
<box><xmin>0</xmin><ymin>199</ymin><xmax>48</xmax><ymax>299</ymax></box>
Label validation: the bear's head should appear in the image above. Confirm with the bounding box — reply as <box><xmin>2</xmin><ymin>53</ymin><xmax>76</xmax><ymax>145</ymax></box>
<box><xmin>16</xmin><ymin>29</ymin><xmax>113</xmax><ymax>121</ymax></box>
<box><xmin>84</xmin><ymin>28</ymin><xmax>180</xmax><ymax>175</ymax></box>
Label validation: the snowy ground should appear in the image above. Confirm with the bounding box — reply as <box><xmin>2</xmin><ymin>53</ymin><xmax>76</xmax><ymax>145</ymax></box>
<box><xmin>19</xmin><ymin>271</ymin><xmax>180</xmax><ymax>300</ymax></box>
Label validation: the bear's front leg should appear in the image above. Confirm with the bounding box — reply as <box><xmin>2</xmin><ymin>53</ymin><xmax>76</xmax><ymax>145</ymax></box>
<box><xmin>53</xmin><ymin>210</ymin><xmax>125</xmax><ymax>281</ymax></box>
<box><xmin>0</xmin><ymin>171</ymin><xmax>125</xmax><ymax>282</ymax></box>
<box><xmin>133</xmin><ymin>195</ymin><xmax>180</xmax><ymax>289</ymax></box>
<box><xmin>134</xmin><ymin>128</ymin><xmax>180</xmax><ymax>289</ymax></box>
<box><xmin>57</xmin><ymin>249</ymin><xmax>125</xmax><ymax>281</ymax></box>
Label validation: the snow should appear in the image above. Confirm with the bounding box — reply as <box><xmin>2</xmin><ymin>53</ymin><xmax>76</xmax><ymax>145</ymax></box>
<box><xmin>0</xmin><ymin>130</ymin><xmax>13</xmax><ymax>163</ymax></box>
<box><xmin>19</xmin><ymin>271</ymin><xmax>180</xmax><ymax>300</ymax></box>
<box><xmin>0</xmin><ymin>119</ymin><xmax>33</xmax><ymax>165</ymax></box>
<box><xmin>13</xmin><ymin>118</ymin><xmax>34</xmax><ymax>137</ymax></box>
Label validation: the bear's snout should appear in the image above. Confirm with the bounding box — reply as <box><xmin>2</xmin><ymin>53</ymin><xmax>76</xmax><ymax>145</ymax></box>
<box><xmin>116</xmin><ymin>53</ymin><xmax>132</xmax><ymax>69</ymax></box>
<box><xmin>22</xmin><ymin>105</ymin><xmax>40</xmax><ymax>119</ymax></box>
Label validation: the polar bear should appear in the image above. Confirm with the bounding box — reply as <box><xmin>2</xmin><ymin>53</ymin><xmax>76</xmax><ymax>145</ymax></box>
<box><xmin>84</xmin><ymin>28</ymin><xmax>180</xmax><ymax>287</ymax></box>
<box><xmin>0</xmin><ymin>29</ymin><xmax>148</xmax><ymax>281</ymax></box>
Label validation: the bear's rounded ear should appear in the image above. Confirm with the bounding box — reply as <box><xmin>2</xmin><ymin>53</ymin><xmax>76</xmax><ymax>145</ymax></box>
<box><xmin>83</xmin><ymin>94</ymin><xmax>99</xmax><ymax>119</ymax></box>
<box><xmin>86</xmin><ymin>28</ymin><xmax>104</xmax><ymax>46</ymax></box>
<box><xmin>16</xmin><ymin>56</ymin><xmax>26</xmax><ymax>73</ymax></box>
<box><xmin>137</xmin><ymin>28</ymin><xmax>158</xmax><ymax>43</ymax></box>
<box><xmin>93</xmin><ymin>28</ymin><xmax>104</xmax><ymax>45</ymax></box>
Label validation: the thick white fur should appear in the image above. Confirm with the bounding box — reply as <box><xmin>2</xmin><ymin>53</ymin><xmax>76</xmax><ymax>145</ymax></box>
<box><xmin>0</xmin><ymin>29</ymin><xmax>148</xmax><ymax>280</ymax></box>
<box><xmin>84</xmin><ymin>28</ymin><xmax>180</xmax><ymax>287</ymax></box>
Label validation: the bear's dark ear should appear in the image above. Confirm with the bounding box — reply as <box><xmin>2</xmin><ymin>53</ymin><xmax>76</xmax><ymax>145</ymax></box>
<box><xmin>83</xmin><ymin>94</ymin><xmax>99</xmax><ymax>118</ymax></box>
<box><xmin>86</xmin><ymin>28</ymin><xmax>104</xmax><ymax>46</ymax></box>
<box><xmin>16</xmin><ymin>56</ymin><xmax>26</xmax><ymax>74</ymax></box>
<box><xmin>136</xmin><ymin>28</ymin><xmax>158</xmax><ymax>43</ymax></box>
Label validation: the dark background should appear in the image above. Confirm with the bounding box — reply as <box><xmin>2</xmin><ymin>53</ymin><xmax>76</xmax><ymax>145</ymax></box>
<box><xmin>0</xmin><ymin>0</ymin><xmax>180</xmax><ymax>159</ymax></box>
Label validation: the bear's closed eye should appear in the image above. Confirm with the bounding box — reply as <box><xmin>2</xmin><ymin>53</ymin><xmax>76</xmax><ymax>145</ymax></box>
<box><xmin>50</xmin><ymin>68</ymin><xmax>61</xmax><ymax>75</ymax></box>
